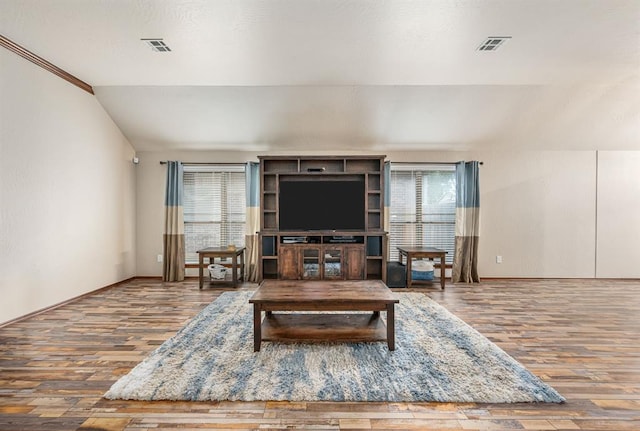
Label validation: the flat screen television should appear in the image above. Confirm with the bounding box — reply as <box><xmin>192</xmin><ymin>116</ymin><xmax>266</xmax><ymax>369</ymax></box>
<box><xmin>279</xmin><ymin>179</ymin><xmax>365</xmax><ymax>231</ymax></box>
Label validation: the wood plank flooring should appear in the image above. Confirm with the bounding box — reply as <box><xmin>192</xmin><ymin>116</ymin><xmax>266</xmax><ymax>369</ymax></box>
<box><xmin>0</xmin><ymin>278</ymin><xmax>638</xmax><ymax>430</ymax></box>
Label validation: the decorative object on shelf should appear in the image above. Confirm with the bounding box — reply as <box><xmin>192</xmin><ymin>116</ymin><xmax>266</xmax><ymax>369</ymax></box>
<box><xmin>411</xmin><ymin>260</ymin><xmax>434</xmax><ymax>281</ymax></box>
<box><xmin>208</xmin><ymin>264</ymin><xmax>227</xmax><ymax>280</ymax></box>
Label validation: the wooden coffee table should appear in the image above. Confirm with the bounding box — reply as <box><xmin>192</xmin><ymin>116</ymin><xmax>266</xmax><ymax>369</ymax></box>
<box><xmin>249</xmin><ymin>280</ymin><xmax>399</xmax><ymax>352</ymax></box>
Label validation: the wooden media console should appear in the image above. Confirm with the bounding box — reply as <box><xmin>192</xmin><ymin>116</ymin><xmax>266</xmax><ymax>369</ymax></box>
<box><xmin>258</xmin><ymin>155</ymin><xmax>388</xmax><ymax>282</ymax></box>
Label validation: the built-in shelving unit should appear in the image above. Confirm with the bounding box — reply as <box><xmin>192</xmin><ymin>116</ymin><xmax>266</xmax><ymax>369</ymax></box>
<box><xmin>259</xmin><ymin>155</ymin><xmax>387</xmax><ymax>282</ymax></box>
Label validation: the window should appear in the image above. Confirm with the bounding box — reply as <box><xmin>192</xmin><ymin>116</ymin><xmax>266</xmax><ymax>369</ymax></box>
<box><xmin>183</xmin><ymin>165</ymin><xmax>246</xmax><ymax>264</ymax></box>
<box><xmin>389</xmin><ymin>163</ymin><xmax>456</xmax><ymax>263</ymax></box>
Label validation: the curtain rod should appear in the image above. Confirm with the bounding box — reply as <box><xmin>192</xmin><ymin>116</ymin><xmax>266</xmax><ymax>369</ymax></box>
<box><xmin>159</xmin><ymin>160</ymin><xmax>482</xmax><ymax>165</ymax></box>
<box><xmin>159</xmin><ymin>161</ymin><xmax>255</xmax><ymax>165</ymax></box>
<box><xmin>390</xmin><ymin>161</ymin><xmax>483</xmax><ymax>165</ymax></box>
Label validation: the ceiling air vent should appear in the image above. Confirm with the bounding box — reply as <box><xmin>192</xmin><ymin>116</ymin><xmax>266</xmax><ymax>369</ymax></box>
<box><xmin>477</xmin><ymin>36</ymin><xmax>511</xmax><ymax>52</ymax></box>
<box><xmin>141</xmin><ymin>38</ymin><xmax>171</xmax><ymax>52</ymax></box>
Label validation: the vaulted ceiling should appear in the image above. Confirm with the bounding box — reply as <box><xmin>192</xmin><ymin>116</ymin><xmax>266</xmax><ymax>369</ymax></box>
<box><xmin>1</xmin><ymin>0</ymin><xmax>638</xmax><ymax>152</ymax></box>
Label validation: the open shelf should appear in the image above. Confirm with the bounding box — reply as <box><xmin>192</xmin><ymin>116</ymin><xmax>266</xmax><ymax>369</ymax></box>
<box><xmin>261</xmin><ymin>313</ymin><xmax>387</xmax><ymax>343</ymax></box>
<box><xmin>263</xmin><ymin>175</ymin><xmax>278</xmax><ymax>192</ymax></box>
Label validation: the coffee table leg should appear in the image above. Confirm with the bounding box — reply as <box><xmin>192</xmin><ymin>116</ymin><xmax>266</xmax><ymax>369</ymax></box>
<box><xmin>386</xmin><ymin>303</ymin><xmax>395</xmax><ymax>351</ymax></box>
<box><xmin>232</xmin><ymin>255</ymin><xmax>237</xmax><ymax>287</ymax></box>
<box><xmin>253</xmin><ymin>304</ymin><xmax>262</xmax><ymax>352</ymax></box>
<box><xmin>440</xmin><ymin>254</ymin><xmax>446</xmax><ymax>290</ymax></box>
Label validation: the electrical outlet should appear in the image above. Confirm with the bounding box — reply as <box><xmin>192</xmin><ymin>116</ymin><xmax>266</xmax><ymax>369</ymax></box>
<box><xmin>157</xmin><ymin>254</ymin><xmax>163</xmax><ymax>263</ymax></box>
<box><xmin>496</xmin><ymin>255</ymin><xmax>503</xmax><ymax>264</ymax></box>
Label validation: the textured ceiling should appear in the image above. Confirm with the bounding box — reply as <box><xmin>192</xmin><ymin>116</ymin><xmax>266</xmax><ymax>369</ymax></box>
<box><xmin>1</xmin><ymin>0</ymin><xmax>639</xmax><ymax>152</ymax></box>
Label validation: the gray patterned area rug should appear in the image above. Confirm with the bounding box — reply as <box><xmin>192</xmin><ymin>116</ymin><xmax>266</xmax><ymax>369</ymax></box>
<box><xmin>105</xmin><ymin>291</ymin><xmax>564</xmax><ymax>403</ymax></box>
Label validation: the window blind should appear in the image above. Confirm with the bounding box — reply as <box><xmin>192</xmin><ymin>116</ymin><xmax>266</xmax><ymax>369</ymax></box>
<box><xmin>389</xmin><ymin>163</ymin><xmax>456</xmax><ymax>263</ymax></box>
<box><xmin>183</xmin><ymin>164</ymin><xmax>246</xmax><ymax>264</ymax></box>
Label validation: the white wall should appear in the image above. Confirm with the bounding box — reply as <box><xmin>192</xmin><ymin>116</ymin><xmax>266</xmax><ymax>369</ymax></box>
<box><xmin>137</xmin><ymin>148</ymin><xmax>640</xmax><ymax>279</ymax></box>
<box><xmin>0</xmin><ymin>49</ymin><xmax>137</xmax><ymax>323</ymax></box>
<box><xmin>474</xmin><ymin>151</ymin><xmax>597</xmax><ymax>278</ymax></box>
<box><xmin>596</xmin><ymin>151</ymin><xmax>640</xmax><ymax>278</ymax></box>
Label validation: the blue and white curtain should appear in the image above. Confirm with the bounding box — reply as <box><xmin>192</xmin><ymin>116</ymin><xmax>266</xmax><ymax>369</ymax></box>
<box><xmin>163</xmin><ymin>161</ymin><xmax>185</xmax><ymax>282</ymax></box>
<box><xmin>452</xmin><ymin>161</ymin><xmax>480</xmax><ymax>283</ymax></box>
<box><xmin>383</xmin><ymin>161</ymin><xmax>391</xmax><ymax>257</ymax></box>
<box><xmin>383</xmin><ymin>161</ymin><xmax>391</xmax><ymax>232</ymax></box>
<box><xmin>245</xmin><ymin>162</ymin><xmax>260</xmax><ymax>282</ymax></box>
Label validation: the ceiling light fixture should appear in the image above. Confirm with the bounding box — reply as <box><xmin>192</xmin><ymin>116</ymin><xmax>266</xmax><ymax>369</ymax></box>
<box><xmin>141</xmin><ymin>38</ymin><xmax>171</xmax><ymax>52</ymax></box>
<box><xmin>477</xmin><ymin>36</ymin><xmax>511</xmax><ymax>51</ymax></box>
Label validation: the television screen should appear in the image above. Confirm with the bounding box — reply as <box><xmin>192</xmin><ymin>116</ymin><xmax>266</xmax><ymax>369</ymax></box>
<box><xmin>279</xmin><ymin>179</ymin><xmax>365</xmax><ymax>231</ymax></box>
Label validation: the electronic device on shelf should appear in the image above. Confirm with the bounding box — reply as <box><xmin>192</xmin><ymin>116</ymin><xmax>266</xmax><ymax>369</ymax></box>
<box><xmin>281</xmin><ymin>236</ymin><xmax>307</xmax><ymax>244</ymax></box>
<box><xmin>328</xmin><ymin>235</ymin><xmax>360</xmax><ymax>243</ymax></box>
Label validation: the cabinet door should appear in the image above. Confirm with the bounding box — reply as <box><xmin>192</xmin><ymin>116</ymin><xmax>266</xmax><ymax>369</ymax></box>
<box><xmin>301</xmin><ymin>247</ymin><xmax>321</xmax><ymax>279</ymax></box>
<box><xmin>323</xmin><ymin>248</ymin><xmax>343</xmax><ymax>279</ymax></box>
<box><xmin>279</xmin><ymin>246</ymin><xmax>300</xmax><ymax>279</ymax></box>
<box><xmin>344</xmin><ymin>246</ymin><xmax>365</xmax><ymax>280</ymax></box>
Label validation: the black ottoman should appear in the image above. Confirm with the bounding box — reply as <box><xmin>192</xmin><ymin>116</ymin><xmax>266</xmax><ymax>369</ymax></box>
<box><xmin>386</xmin><ymin>261</ymin><xmax>407</xmax><ymax>288</ymax></box>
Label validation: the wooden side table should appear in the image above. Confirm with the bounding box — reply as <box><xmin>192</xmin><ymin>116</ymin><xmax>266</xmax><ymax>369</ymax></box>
<box><xmin>197</xmin><ymin>247</ymin><xmax>245</xmax><ymax>289</ymax></box>
<box><xmin>397</xmin><ymin>246</ymin><xmax>447</xmax><ymax>290</ymax></box>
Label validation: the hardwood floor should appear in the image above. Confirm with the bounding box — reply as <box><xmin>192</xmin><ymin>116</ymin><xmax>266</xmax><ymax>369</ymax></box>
<box><xmin>0</xmin><ymin>278</ymin><xmax>638</xmax><ymax>430</ymax></box>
